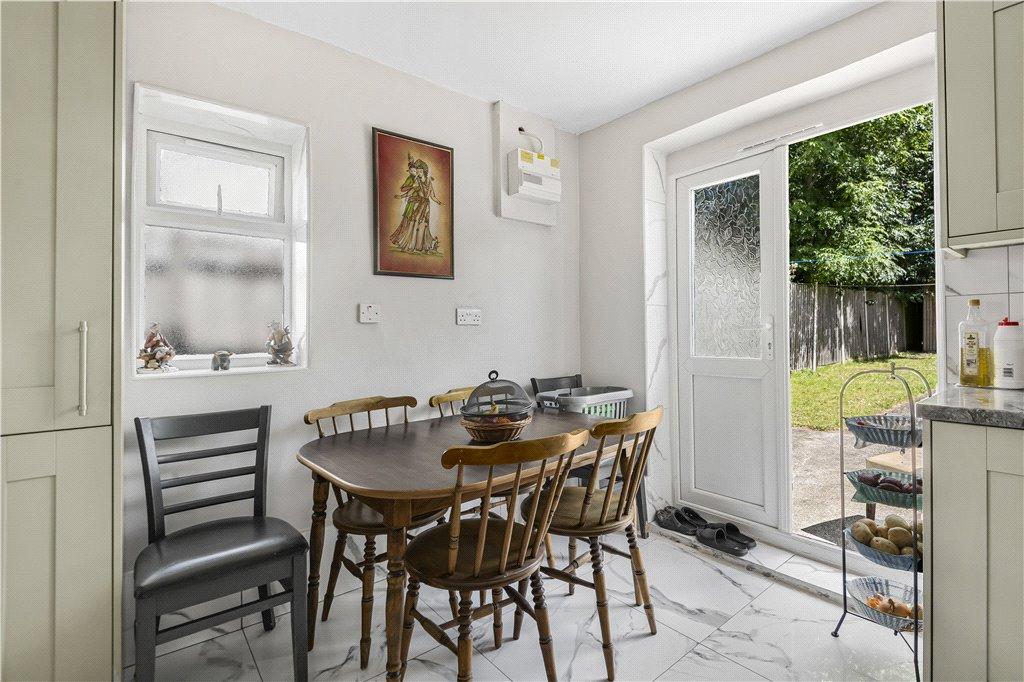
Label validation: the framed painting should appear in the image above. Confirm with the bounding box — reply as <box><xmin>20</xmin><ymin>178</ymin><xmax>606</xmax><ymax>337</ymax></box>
<box><xmin>372</xmin><ymin>128</ymin><xmax>454</xmax><ymax>279</ymax></box>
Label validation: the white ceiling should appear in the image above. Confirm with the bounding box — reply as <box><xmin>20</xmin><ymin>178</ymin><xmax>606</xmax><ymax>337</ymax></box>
<box><xmin>221</xmin><ymin>1</ymin><xmax>879</xmax><ymax>134</ymax></box>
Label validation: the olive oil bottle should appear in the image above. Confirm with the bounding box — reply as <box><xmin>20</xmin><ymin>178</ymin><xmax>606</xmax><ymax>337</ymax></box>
<box><xmin>959</xmin><ymin>299</ymin><xmax>993</xmax><ymax>387</ymax></box>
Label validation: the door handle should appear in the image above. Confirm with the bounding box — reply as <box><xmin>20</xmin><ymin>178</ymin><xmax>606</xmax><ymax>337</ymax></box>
<box><xmin>763</xmin><ymin>315</ymin><xmax>775</xmax><ymax>361</ymax></box>
<box><xmin>78</xmin><ymin>320</ymin><xmax>88</xmax><ymax>416</ymax></box>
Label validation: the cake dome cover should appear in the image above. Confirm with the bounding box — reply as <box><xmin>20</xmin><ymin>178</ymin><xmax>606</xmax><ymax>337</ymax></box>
<box><xmin>461</xmin><ymin>371</ymin><xmax>533</xmax><ymax>421</ymax></box>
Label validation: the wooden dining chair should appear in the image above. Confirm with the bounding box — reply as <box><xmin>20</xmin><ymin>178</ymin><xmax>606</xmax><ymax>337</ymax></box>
<box><xmin>303</xmin><ymin>395</ymin><xmax>445</xmax><ymax>668</ymax></box>
<box><xmin>531</xmin><ymin>406</ymin><xmax>663</xmax><ymax>682</ymax></box>
<box><xmin>428</xmin><ymin>386</ymin><xmax>560</xmax><ymax>602</ymax></box>
<box><xmin>400</xmin><ymin>429</ymin><xmax>591</xmax><ymax>682</ymax></box>
<box><xmin>428</xmin><ymin>386</ymin><xmax>474</xmax><ymax>417</ymax></box>
<box><xmin>133</xmin><ymin>406</ymin><xmax>308</xmax><ymax>682</ymax></box>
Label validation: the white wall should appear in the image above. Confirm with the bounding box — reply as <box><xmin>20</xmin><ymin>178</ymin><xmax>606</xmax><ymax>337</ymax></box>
<box><xmin>122</xmin><ymin>2</ymin><xmax>580</xmax><ymax>663</ymax></box>
<box><xmin>579</xmin><ymin>1</ymin><xmax>936</xmax><ymax>515</ymax></box>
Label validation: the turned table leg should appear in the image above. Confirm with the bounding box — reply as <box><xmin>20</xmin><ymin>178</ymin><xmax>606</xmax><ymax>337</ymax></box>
<box><xmin>385</xmin><ymin>526</ymin><xmax>408</xmax><ymax>680</ymax></box>
<box><xmin>307</xmin><ymin>473</ymin><xmax>330</xmax><ymax>651</ymax></box>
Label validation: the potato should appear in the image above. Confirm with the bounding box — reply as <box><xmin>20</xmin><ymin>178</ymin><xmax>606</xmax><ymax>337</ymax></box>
<box><xmin>851</xmin><ymin>521</ymin><xmax>875</xmax><ymax>545</ymax></box>
<box><xmin>885</xmin><ymin>514</ymin><xmax>910</xmax><ymax>531</ymax></box>
<box><xmin>870</xmin><ymin>536</ymin><xmax>900</xmax><ymax>555</ymax></box>
<box><xmin>901</xmin><ymin>547</ymin><xmax>916</xmax><ymax>556</ymax></box>
<box><xmin>887</xmin><ymin>526</ymin><xmax>914</xmax><ymax>548</ymax></box>
<box><xmin>915</xmin><ymin>521</ymin><xmax>924</xmax><ymax>537</ymax></box>
<box><xmin>862</xmin><ymin>519</ymin><xmax>880</xmax><ymax>536</ymax></box>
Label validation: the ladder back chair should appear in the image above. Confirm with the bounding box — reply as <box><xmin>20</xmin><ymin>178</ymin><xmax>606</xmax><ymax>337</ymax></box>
<box><xmin>400</xmin><ymin>428</ymin><xmax>591</xmax><ymax>682</ymax></box>
<box><xmin>133</xmin><ymin>406</ymin><xmax>308</xmax><ymax>682</ymax></box>
<box><xmin>531</xmin><ymin>406</ymin><xmax>663</xmax><ymax>682</ymax></box>
<box><xmin>302</xmin><ymin>395</ymin><xmax>445</xmax><ymax>667</ymax></box>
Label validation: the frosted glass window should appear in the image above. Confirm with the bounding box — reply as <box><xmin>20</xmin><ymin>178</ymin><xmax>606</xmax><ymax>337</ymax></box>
<box><xmin>150</xmin><ymin>132</ymin><xmax>283</xmax><ymax>219</ymax></box>
<box><xmin>144</xmin><ymin>225</ymin><xmax>285</xmax><ymax>355</ymax></box>
<box><xmin>691</xmin><ymin>174</ymin><xmax>762</xmax><ymax>359</ymax></box>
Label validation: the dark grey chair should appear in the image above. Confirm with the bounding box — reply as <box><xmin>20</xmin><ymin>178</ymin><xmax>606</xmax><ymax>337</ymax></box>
<box><xmin>133</xmin><ymin>406</ymin><xmax>308</xmax><ymax>682</ymax></box>
<box><xmin>530</xmin><ymin>374</ymin><xmax>650</xmax><ymax>538</ymax></box>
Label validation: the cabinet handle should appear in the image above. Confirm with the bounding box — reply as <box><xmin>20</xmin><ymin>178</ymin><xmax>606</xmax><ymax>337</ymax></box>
<box><xmin>78</xmin><ymin>320</ymin><xmax>88</xmax><ymax>416</ymax></box>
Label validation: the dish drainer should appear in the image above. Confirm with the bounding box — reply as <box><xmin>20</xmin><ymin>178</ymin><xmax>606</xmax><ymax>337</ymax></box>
<box><xmin>831</xmin><ymin>363</ymin><xmax>931</xmax><ymax>682</ymax></box>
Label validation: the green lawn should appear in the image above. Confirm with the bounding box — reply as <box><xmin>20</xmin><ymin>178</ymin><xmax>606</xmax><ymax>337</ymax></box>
<box><xmin>790</xmin><ymin>353</ymin><xmax>938</xmax><ymax>431</ymax></box>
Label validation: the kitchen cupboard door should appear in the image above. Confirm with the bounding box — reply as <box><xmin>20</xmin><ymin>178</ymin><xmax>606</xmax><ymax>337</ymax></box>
<box><xmin>1</xmin><ymin>1</ymin><xmax>114</xmax><ymax>435</ymax></box>
<box><xmin>928</xmin><ymin>421</ymin><xmax>1024</xmax><ymax>681</ymax></box>
<box><xmin>2</xmin><ymin>427</ymin><xmax>114</xmax><ymax>681</ymax></box>
<box><xmin>940</xmin><ymin>1</ymin><xmax>1024</xmax><ymax>249</ymax></box>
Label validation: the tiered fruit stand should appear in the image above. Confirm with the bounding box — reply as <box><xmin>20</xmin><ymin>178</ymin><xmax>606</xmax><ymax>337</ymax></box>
<box><xmin>831</xmin><ymin>363</ymin><xmax>931</xmax><ymax>682</ymax></box>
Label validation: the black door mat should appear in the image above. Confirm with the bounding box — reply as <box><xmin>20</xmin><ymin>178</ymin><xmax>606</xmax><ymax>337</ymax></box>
<box><xmin>800</xmin><ymin>514</ymin><xmax>865</xmax><ymax>544</ymax></box>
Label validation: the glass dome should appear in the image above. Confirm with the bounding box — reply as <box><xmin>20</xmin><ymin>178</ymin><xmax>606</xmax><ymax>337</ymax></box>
<box><xmin>461</xmin><ymin>370</ymin><xmax>534</xmax><ymax>423</ymax></box>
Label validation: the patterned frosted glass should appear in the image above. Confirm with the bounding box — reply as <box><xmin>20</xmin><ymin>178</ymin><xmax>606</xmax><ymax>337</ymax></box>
<box><xmin>144</xmin><ymin>225</ymin><xmax>285</xmax><ymax>355</ymax></box>
<box><xmin>692</xmin><ymin>174</ymin><xmax>761</xmax><ymax>358</ymax></box>
<box><xmin>157</xmin><ymin>147</ymin><xmax>275</xmax><ymax>217</ymax></box>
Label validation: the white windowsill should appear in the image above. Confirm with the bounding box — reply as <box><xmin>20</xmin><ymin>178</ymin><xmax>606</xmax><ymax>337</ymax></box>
<box><xmin>132</xmin><ymin>364</ymin><xmax>306</xmax><ymax>380</ymax></box>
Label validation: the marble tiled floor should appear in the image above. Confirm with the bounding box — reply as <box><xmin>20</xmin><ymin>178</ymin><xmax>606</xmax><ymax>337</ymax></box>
<box><xmin>123</xmin><ymin>534</ymin><xmax>919</xmax><ymax>681</ymax></box>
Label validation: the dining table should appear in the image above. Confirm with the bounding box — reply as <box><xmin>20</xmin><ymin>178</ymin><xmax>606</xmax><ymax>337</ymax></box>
<box><xmin>295</xmin><ymin>408</ymin><xmax>599</xmax><ymax>680</ymax></box>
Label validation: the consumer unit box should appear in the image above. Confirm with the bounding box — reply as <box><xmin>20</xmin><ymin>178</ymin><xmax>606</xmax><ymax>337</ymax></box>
<box><xmin>507</xmin><ymin>148</ymin><xmax>561</xmax><ymax>204</ymax></box>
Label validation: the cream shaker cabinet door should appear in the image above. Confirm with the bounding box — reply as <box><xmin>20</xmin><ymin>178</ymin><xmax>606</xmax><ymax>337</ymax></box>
<box><xmin>1</xmin><ymin>1</ymin><xmax>113</xmax><ymax>435</ymax></box>
<box><xmin>941</xmin><ymin>1</ymin><xmax>1024</xmax><ymax>247</ymax></box>
<box><xmin>2</xmin><ymin>427</ymin><xmax>114</xmax><ymax>681</ymax></box>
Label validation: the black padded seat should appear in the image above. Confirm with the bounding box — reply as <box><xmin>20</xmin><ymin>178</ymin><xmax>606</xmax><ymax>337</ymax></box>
<box><xmin>135</xmin><ymin>516</ymin><xmax>307</xmax><ymax>598</ymax></box>
<box><xmin>332</xmin><ymin>499</ymin><xmax>443</xmax><ymax>535</ymax></box>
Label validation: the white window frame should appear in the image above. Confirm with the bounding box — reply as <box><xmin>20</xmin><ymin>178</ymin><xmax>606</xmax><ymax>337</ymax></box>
<box><xmin>130</xmin><ymin>84</ymin><xmax>309</xmax><ymax>376</ymax></box>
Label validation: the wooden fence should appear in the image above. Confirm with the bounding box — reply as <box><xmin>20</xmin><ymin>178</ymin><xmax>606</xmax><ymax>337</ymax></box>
<box><xmin>789</xmin><ymin>284</ymin><xmax>934</xmax><ymax>370</ymax></box>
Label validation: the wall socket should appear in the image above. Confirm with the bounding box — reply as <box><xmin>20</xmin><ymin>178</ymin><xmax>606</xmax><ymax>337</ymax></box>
<box><xmin>456</xmin><ymin>307</ymin><xmax>482</xmax><ymax>326</ymax></box>
<box><xmin>358</xmin><ymin>303</ymin><xmax>381</xmax><ymax>324</ymax></box>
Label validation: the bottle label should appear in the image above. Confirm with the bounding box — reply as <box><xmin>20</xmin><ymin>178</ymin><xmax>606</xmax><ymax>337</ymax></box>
<box><xmin>964</xmin><ymin>331</ymin><xmax>980</xmax><ymax>376</ymax></box>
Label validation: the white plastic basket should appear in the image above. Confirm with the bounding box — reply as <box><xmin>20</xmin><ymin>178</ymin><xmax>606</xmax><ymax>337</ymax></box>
<box><xmin>535</xmin><ymin>386</ymin><xmax>633</xmax><ymax>418</ymax></box>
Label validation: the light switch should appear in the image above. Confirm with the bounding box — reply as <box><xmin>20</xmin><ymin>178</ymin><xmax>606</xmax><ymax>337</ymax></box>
<box><xmin>456</xmin><ymin>307</ymin><xmax>482</xmax><ymax>326</ymax></box>
<box><xmin>358</xmin><ymin>303</ymin><xmax>381</xmax><ymax>324</ymax></box>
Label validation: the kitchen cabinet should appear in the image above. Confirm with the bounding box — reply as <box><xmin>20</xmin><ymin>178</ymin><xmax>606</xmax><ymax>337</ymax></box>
<box><xmin>1</xmin><ymin>2</ymin><xmax>119</xmax><ymax>678</ymax></box>
<box><xmin>1</xmin><ymin>427</ymin><xmax>114</xmax><ymax>681</ymax></box>
<box><xmin>938</xmin><ymin>1</ymin><xmax>1024</xmax><ymax>251</ymax></box>
<box><xmin>1</xmin><ymin>0</ymin><xmax>113</xmax><ymax>435</ymax></box>
<box><xmin>926</xmin><ymin>420</ymin><xmax>1024</xmax><ymax>680</ymax></box>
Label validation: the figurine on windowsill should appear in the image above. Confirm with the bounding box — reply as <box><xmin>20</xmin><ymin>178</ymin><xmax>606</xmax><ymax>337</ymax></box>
<box><xmin>211</xmin><ymin>350</ymin><xmax>233</xmax><ymax>371</ymax></box>
<box><xmin>266</xmin><ymin>321</ymin><xmax>295</xmax><ymax>366</ymax></box>
<box><xmin>137</xmin><ymin>322</ymin><xmax>178</xmax><ymax>373</ymax></box>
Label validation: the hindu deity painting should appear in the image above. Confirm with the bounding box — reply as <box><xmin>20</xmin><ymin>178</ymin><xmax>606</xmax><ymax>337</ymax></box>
<box><xmin>373</xmin><ymin>128</ymin><xmax>454</xmax><ymax>278</ymax></box>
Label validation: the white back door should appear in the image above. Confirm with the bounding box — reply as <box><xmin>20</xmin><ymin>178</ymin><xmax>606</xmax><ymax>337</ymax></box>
<box><xmin>674</xmin><ymin>149</ymin><xmax>788</xmax><ymax>527</ymax></box>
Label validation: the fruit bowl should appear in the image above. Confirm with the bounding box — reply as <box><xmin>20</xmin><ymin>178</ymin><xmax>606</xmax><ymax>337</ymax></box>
<box><xmin>460</xmin><ymin>414</ymin><xmax>532</xmax><ymax>443</ymax></box>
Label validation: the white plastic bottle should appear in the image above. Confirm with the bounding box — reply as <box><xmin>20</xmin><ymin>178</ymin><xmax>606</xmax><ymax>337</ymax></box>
<box><xmin>993</xmin><ymin>317</ymin><xmax>1024</xmax><ymax>390</ymax></box>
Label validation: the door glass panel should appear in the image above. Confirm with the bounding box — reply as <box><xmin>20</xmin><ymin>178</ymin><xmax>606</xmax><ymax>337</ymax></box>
<box><xmin>691</xmin><ymin>173</ymin><xmax>761</xmax><ymax>358</ymax></box>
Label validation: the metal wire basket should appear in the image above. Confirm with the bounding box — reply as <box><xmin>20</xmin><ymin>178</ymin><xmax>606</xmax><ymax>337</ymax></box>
<box><xmin>843</xmin><ymin>528</ymin><xmax>921</xmax><ymax>572</ymax></box>
<box><xmin>845</xmin><ymin>414</ymin><xmax>923</xmax><ymax>449</ymax></box>
<box><xmin>846</xmin><ymin>469</ymin><xmax>922</xmax><ymax>510</ymax></box>
<box><xmin>846</xmin><ymin>577</ymin><xmax>923</xmax><ymax>632</ymax></box>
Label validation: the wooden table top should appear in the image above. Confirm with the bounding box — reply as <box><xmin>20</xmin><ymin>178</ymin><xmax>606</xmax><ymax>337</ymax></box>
<box><xmin>296</xmin><ymin>409</ymin><xmax>598</xmax><ymax>499</ymax></box>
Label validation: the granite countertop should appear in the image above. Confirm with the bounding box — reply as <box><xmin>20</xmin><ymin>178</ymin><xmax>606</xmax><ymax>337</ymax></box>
<box><xmin>917</xmin><ymin>385</ymin><xmax>1024</xmax><ymax>429</ymax></box>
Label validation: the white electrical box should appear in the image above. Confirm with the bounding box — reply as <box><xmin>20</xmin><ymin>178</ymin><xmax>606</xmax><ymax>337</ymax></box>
<box><xmin>507</xmin><ymin>148</ymin><xmax>561</xmax><ymax>205</ymax></box>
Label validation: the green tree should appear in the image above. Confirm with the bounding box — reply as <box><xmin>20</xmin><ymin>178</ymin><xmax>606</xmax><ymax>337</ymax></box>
<box><xmin>788</xmin><ymin>103</ymin><xmax>934</xmax><ymax>287</ymax></box>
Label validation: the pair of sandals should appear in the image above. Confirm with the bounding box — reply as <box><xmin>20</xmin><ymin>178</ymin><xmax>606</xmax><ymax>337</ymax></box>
<box><xmin>654</xmin><ymin>506</ymin><xmax>756</xmax><ymax>556</ymax></box>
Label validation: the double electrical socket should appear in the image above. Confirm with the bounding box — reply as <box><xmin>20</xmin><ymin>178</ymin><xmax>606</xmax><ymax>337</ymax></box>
<box><xmin>456</xmin><ymin>307</ymin><xmax>482</xmax><ymax>326</ymax></box>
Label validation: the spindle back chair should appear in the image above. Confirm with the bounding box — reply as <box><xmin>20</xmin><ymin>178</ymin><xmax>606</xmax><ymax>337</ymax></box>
<box><xmin>400</xmin><ymin>428</ymin><xmax>591</xmax><ymax>682</ymax></box>
<box><xmin>538</xmin><ymin>406</ymin><xmax>663</xmax><ymax>681</ymax></box>
<box><xmin>301</xmin><ymin>394</ymin><xmax>442</xmax><ymax>668</ymax></box>
<box><xmin>427</xmin><ymin>386</ymin><xmax>474</xmax><ymax>417</ymax></box>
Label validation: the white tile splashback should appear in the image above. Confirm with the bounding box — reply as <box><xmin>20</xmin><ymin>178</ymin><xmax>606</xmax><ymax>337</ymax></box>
<box><xmin>942</xmin><ymin>245</ymin><xmax>1021</xmax><ymax>383</ymax></box>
